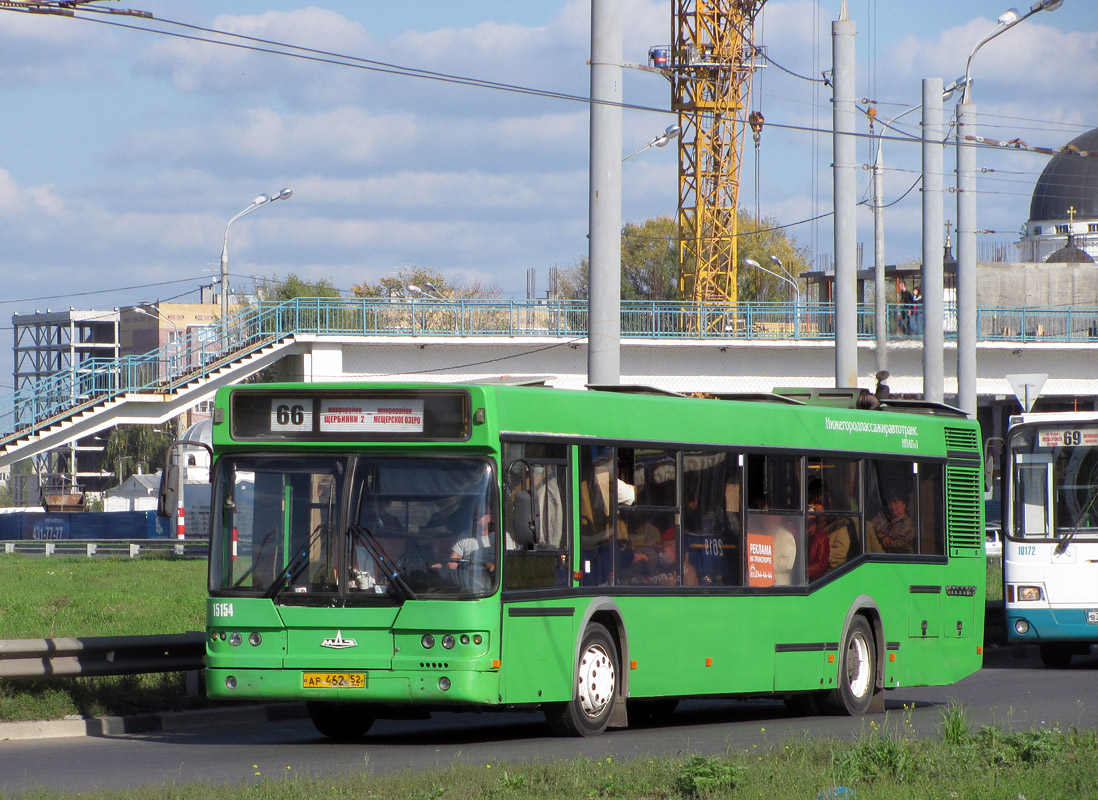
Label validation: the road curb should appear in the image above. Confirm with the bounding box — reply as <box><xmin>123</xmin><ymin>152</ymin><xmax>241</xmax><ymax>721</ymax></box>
<box><xmin>0</xmin><ymin>703</ymin><xmax>307</xmax><ymax>742</ymax></box>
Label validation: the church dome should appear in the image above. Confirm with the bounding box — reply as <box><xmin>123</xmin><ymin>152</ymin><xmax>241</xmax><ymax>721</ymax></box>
<box><xmin>1028</xmin><ymin>128</ymin><xmax>1098</xmax><ymax>222</ymax></box>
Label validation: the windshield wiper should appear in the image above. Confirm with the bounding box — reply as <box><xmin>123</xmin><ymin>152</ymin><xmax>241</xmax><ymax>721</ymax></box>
<box><xmin>1054</xmin><ymin>488</ymin><xmax>1098</xmax><ymax>556</ymax></box>
<box><xmin>264</xmin><ymin>522</ymin><xmax>329</xmax><ymax>599</ymax></box>
<box><xmin>350</xmin><ymin>523</ymin><xmax>418</xmax><ymax>601</ymax></box>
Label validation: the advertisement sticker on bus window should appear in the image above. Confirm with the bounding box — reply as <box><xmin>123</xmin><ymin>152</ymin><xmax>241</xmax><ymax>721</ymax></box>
<box><xmin>269</xmin><ymin>398</ymin><xmax>313</xmax><ymax>432</ymax></box>
<box><xmin>318</xmin><ymin>398</ymin><xmax>425</xmax><ymax>433</ymax></box>
<box><xmin>746</xmin><ymin>532</ymin><xmax>775</xmax><ymax>587</ymax></box>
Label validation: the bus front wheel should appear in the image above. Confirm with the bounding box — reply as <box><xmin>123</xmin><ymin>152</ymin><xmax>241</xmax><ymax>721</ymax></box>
<box><xmin>827</xmin><ymin>616</ymin><xmax>876</xmax><ymax>715</ymax></box>
<box><xmin>545</xmin><ymin>622</ymin><xmax>619</xmax><ymax>736</ymax></box>
<box><xmin>306</xmin><ymin>701</ymin><xmax>375</xmax><ymax>740</ymax></box>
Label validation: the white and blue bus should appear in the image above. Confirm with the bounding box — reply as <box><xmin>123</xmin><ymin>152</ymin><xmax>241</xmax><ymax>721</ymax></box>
<box><xmin>1003</xmin><ymin>411</ymin><xmax>1098</xmax><ymax>667</ymax></box>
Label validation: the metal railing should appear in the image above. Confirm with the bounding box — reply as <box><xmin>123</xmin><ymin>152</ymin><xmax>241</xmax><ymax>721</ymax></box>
<box><xmin>2</xmin><ymin>539</ymin><xmax>209</xmax><ymax>559</ymax></box>
<box><xmin>0</xmin><ymin>632</ymin><xmax>204</xmax><ymax>679</ymax></box>
<box><xmin>4</xmin><ymin>297</ymin><xmax>1098</xmax><ymax>445</ymax></box>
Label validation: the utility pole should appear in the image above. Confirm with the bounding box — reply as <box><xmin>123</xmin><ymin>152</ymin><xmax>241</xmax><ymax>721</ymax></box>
<box><xmin>587</xmin><ymin>0</ymin><xmax>623</xmax><ymax>386</ymax></box>
<box><xmin>921</xmin><ymin>78</ymin><xmax>945</xmax><ymax>404</ymax></box>
<box><xmin>831</xmin><ymin>4</ymin><xmax>857</xmax><ymax>388</ymax></box>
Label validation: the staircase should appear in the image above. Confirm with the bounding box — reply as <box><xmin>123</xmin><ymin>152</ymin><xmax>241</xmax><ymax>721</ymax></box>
<box><xmin>0</xmin><ymin>301</ymin><xmax>305</xmax><ymax>468</ymax></box>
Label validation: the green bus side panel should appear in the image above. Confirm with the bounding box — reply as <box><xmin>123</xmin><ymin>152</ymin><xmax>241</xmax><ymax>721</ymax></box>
<box><xmin>909</xmin><ymin>593</ymin><xmax>941</xmax><ymax>638</ymax></box>
<box><xmin>773</xmin><ymin>649</ymin><xmax>837</xmax><ymax>693</ymax></box>
<box><xmin>501</xmin><ymin>604</ymin><xmax>577</xmax><ymax>704</ymax></box>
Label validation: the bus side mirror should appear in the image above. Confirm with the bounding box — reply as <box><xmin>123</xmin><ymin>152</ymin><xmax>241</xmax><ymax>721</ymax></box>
<box><xmin>506</xmin><ymin>458</ymin><xmax>536</xmax><ymax>546</ymax></box>
<box><xmin>511</xmin><ymin>490</ymin><xmax>536</xmax><ymax>546</ymax></box>
<box><xmin>158</xmin><ymin>463</ymin><xmax>179</xmax><ymax>518</ymax></box>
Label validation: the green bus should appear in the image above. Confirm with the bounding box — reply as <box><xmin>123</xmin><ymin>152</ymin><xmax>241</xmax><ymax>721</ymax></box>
<box><xmin>190</xmin><ymin>381</ymin><xmax>985</xmax><ymax>738</ymax></box>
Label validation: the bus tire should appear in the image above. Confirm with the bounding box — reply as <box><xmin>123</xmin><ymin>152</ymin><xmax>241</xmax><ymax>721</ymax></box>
<box><xmin>545</xmin><ymin>622</ymin><xmax>619</xmax><ymax>737</ymax></box>
<box><xmin>306</xmin><ymin>701</ymin><xmax>375</xmax><ymax>740</ymax></box>
<box><xmin>1039</xmin><ymin>643</ymin><xmax>1074</xmax><ymax>669</ymax></box>
<box><xmin>826</xmin><ymin>616</ymin><xmax>876</xmax><ymax>716</ymax></box>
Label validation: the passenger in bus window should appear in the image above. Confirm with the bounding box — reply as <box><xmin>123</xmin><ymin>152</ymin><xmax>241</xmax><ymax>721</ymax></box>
<box><xmin>806</xmin><ymin>486</ymin><xmax>831</xmax><ymax>581</ymax></box>
<box><xmin>445</xmin><ymin>509</ymin><xmax>496</xmax><ymax>590</ymax></box>
<box><xmin>868</xmin><ymin>493</ymin><xmax>916</xmax><ymax>553</ymax></box>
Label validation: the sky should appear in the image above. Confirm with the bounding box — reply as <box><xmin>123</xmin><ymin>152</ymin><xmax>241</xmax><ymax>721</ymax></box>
<box><xmin>0</xmin><ymin>0</ymin><xmax>1096</xmax><ymax>388</ymax></box>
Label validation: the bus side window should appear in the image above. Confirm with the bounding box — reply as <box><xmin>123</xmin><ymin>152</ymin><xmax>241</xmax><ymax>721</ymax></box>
<box><xmin>502</xmin><ymin>442</ymin><xmax>570</xmax><ymax>590</ymax></box>
<box><xmin>683</xmin><ymin>450</ymin><xmax>742</xmax><ymax>586</ymax></box>
<box><xmin>866</xmin><ymin>460</ymin><xmax>918</xmax><ymax>554</ymax></box>
<box><xmin>918</xmin><ymin>463</ymin><xmax>945</xmax><ymax>555</ymax></box>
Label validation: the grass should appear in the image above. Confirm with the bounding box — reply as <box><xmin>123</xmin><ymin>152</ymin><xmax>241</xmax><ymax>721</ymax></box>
<box><xmin>4</xmin><ymin>706</ymin><xmax>1098</xmax><ymax>800</ymax></box>
<box><xmin>0</xmin><ymin>554</ymin><xmax>206</xmax><ymax>639</ymax></box>
<box><xmin>0</xmin><ymin>555</ymin><xmax>207</xmax><ymax>722</ymax></box>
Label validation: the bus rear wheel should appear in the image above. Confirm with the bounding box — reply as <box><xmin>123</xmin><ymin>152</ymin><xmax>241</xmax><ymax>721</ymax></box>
<box><xmin>545</xmin><ymin>622</ymin><xmax>619</xmax><ymax>737</ymax></box>
<box><xmin>306</xmin><ymin>701</ymin><xmax>375</xmax><ymax>740</ymax></box>
<box><xmin>827</xmin><ymin>616</ymin><xmax>876</xmax><ymax>716</ymax></box>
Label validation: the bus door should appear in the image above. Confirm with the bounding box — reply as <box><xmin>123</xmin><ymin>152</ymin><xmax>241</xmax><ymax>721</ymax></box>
<box><xmin>1013</xmin><ymin>453</ymin><xmax>1053</xmax><ymax>540</ymax></box>
<box><xmin>1012</xmin><ymin>450</ymin><xmax>1088</xmax><ymax>607</ymax></box>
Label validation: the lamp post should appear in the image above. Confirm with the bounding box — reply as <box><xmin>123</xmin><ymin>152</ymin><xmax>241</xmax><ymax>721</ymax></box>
<box><xmin>622</xmin><ymin>124</ymin><xmax>681</xmax><ymax>162</ymax></box>
<box><xmin>744</xmin><ymin>257</ymin><xmax>801</xmax><ymax>338</ymax></box>
<box><xmin>220</xmin><ymin>188</ymin><xmax>293</xmax><ymax>332</ymax></box>
<box><xmin>956</xmin><ymin>0</ymin><xmax>1061</xmax><ymax>416</ymax></box>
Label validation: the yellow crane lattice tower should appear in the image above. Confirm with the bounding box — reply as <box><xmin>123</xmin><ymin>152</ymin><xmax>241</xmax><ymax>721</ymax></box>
<box><xmin>671</xmin><ymin>0</ymin><xmax>766</xmax><ymax>311</ymax></box>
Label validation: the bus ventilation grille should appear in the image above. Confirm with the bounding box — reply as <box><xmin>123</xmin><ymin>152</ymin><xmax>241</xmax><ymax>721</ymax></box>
<box><xmin>946</xmin><ymin>465</ymin><xmax>982</xmax><ymax>554</ymax></box>
<box><xmin>944</xmin><ymin>426</ymin><xmax>979</xmax><ymax>452</ymax></box>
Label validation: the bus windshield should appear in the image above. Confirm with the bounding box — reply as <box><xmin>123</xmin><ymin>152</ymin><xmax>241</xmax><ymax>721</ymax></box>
<box><xmin>1009</xmin><ymin>426</ymin><xmax>1098</xmax><ymax>541</ymax></box>
<box><xmin>210</xmin><ymin>454</ymin><xmax>499</xmax><ymax>599</ymax></box>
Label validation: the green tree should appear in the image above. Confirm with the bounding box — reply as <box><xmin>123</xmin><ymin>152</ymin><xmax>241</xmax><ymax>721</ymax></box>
<box><xmin>736</xmin><ymin>211</ymin><xmax>813</xmax><ymax>302</ymax></box>
<box><xmin>352</xmin><ymin>266</ymin><xmax>499</xmax><ymax>299</ymax></box>
<box><xmin>102</xmin><ymin>425</ymin><xmax>173</xmax><ymax>485</ymax></box>
<box><xmin>621</xmin><ymin>216</ymin><xmax>679</xmax><ymax>300</ymax></box>
<box><xmin>554</xmin><ymin>213</ymin><xmax>811</xmax><ymax>302</ymax></box>
<box><xmin>256</xmin><ymin>273</ymin><xmax>342</xmax><ymax>300</ymax></box>
<box><xmin>552</xmin><ymin>216</ymin><xmax>680</xmax><ymax>301</ymax></box>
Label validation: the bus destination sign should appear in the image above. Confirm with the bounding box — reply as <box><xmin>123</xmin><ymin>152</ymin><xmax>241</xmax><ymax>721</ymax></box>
<box><xmin>269</xmin><ymin>398</ymin><xmax>313</xmax><ymax>432</ymax></box>
<box><xmin>318</xmin><ymin>398</ymin><xmax>425</xmax><ymax>433</ymax></box>
<box><xmin>1038</xmin><ymin>428</ymin><xmax>1098</xmax><ymax>448</ymax></box>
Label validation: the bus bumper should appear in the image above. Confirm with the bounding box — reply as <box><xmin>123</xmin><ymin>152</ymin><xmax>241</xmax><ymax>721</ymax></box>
<box><xmin>206</xmin><ymin>667</ymin><xmax>501</xmax><ymax>706</ymax></box>
<box><xmin>1005</xmin><ymin>607</ymin><xmax>1098</xmax><ymax>644</ymax></box>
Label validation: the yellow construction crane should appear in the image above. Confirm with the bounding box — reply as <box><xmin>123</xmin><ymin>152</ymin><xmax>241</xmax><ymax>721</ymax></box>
<box><xmin>652</xmin><ymin>0</ymin><xmax>767</xmax><ymax>314</ymax></box>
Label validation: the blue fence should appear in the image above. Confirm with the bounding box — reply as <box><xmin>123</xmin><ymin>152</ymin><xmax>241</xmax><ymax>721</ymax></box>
<box><xmin>0</xmin><ymin>511</ymin><xmax>171</xmax><ymax>541</ymax></box>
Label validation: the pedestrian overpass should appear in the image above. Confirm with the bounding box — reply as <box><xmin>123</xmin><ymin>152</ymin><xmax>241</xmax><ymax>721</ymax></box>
<box><xmin>3</xmin><ymin>297</ymin><xmax>1097</xmax><ymax>468</ymax></box>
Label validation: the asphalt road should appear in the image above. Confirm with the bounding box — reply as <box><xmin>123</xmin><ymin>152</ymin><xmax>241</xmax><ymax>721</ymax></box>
<box><xmin>1</xmin><ymin>645</ymin><xmax>1094</xmax><ymax>796</ymax></box>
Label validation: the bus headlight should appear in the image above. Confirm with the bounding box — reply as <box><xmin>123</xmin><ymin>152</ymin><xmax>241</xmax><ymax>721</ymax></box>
<box><xmin>441</xmin><ymin>634</ymin><xmax>456</xmax><ymax>649</ymax></box>
<box><xmin>1017</xmin><ymin>586</ymin><xmax>1043</xmax><ymax>602</ymax></box>
<box><xmin>438</xmin><ymin>677</ymin><xmax>451</xmax><ymax>691</ymax></box>
<box><xmin>225</xmin><ymin>675</ymin><xmax>237</xmax><ymax>689</ymax></box>
<box><xmin>228</xmin><ymin>632</ymin><xmax>243</xmax><ymax>647</ymax></box>
<box><xmin>248</xmin><ymin>632</ymin><xmax>263</xmax><ymax>647</ymax></box>
<box><xmin>421</xmin><ymin>634</ymin><xmax>435</xmax><ymax>649</ymax></box>
<box><xmin>1014</xmin><ymin>619</ymin><xmax>1030</xmax><ymax>635</ymax></box>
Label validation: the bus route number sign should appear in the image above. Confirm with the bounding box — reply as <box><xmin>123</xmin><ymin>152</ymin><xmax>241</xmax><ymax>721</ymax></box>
<box><xmin>270</xmin><ymin>398</ymin><xmax>313</xmax><ymax>433</ymax></box>
<box><xmin>1038</xmin><ymin>428</ymin><xmax>1098</xmax><ymax>448</ymax></box>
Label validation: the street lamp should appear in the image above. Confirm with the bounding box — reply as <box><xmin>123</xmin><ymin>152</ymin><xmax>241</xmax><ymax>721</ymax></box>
<box><xmin>956</xmin><ymin>1</ymin><xmax>1060</xmax><ymax>415</ymax></box>
<box><xmin>622</xmin><ymin>124</ymin><xmax>681</xmax><ymax>162</ymax></box>
<box><xmin>219</xmin><ymin>188</ymin><xmax>293</xmax><ymax>330</ymax></box>
<box><xmin>134</xmin><ymin>304</ymin><xmax>179</xmax><ymax>342</ymax></box>
<box><xmin>744</xmin><ymin>257</ymin><xmax>801</xmax><ymax>338</ymax></box>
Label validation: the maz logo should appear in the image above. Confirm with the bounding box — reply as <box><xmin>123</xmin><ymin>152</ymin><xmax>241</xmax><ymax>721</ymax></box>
<box><xmin>320</xmin><ymin>630</ymin><xmax>358</xmax><ymax>649</ymax></box>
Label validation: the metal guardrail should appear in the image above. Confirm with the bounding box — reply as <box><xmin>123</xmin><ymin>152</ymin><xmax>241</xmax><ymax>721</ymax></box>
<box><xmin>0</xmin><ymin>632</ymin><xmax>205</xmax><ymax>679</ymax></box>
<box><xmin>4</xmin><ymin>297</ymin><xmax>1098</xmax><ymax>444</ymax></box>
<box><xmin>1</xmin><ymin>539</ymin><xmax>209</xmax><ymax>559</ymax></box>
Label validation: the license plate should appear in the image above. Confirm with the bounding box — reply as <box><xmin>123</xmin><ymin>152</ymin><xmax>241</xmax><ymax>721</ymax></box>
<box><xmin>1086</xmin><ymin>610</ymin><xmax>1098</xmax><ymax>625</ymax></box>
<box><xmin>302</xmin><ymin>672</ymin><xmax>365</xmax><ymax>689</ymax></box>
